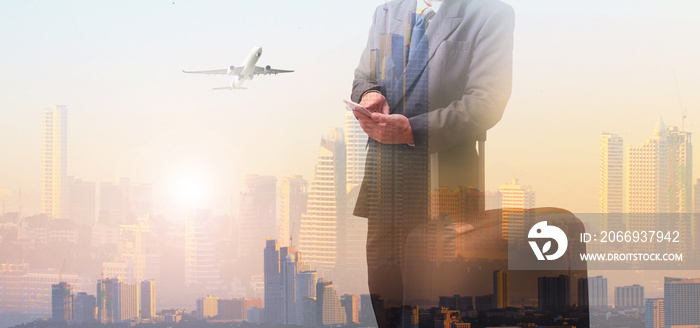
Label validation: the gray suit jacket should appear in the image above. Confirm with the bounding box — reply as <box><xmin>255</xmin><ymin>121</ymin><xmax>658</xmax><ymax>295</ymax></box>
<box><xmin>352</xmin><ymin>0</ymin><xmax>514</xmax><ymax>218</ymax></box>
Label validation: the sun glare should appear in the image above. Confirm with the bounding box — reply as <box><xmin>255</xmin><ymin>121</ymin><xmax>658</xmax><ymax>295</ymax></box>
<box><xmin>172</xmin><ymin>169</ymin><xmax>212</xmax><ymax>209</ymax></box>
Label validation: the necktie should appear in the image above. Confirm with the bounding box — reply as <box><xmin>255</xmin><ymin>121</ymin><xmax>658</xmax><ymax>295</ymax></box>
<box><xmin>408</xmin><ymin>9</ymin><xmax>434</xmax><ymax>64</ymax></box>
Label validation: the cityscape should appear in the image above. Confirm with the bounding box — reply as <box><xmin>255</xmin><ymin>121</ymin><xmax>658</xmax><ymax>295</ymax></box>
<box><xmin>0</xmin><ymin>104</ymin><xmax>698</xmax><ymax>328</ymax></box>
<box><xmin>2</xmin><ymin>2</ymin><xmax>700</xmax><ymax>328</ymax></box>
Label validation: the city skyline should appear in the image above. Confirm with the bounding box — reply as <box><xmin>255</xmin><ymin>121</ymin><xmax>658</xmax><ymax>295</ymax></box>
<box><xmin>1</xmin><ymin>1</ymin><xmax>699</xmax><ymax>217</ymax></box>
<box><xmin>2</xmin><ymin>1</ymin><xmax>700</xmax><ymax>327</ymax></box>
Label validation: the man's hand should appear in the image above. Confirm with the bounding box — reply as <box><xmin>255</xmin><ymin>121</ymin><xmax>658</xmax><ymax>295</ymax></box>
<box><xmin>354</xmin><ymin>92</ymin><xmax>415</xmax><ymax>145</ymax></box>
<box><xmin>359</xmin><ymin>91</ymin><xmax>389</xmax><ymax>114</ymax></box>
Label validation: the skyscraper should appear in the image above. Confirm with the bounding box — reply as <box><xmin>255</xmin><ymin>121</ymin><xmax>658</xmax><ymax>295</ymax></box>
<box><xmin>239</xmin><ymin>175</ymin><xmax>277</xmax><ymax>267</ymax></box>
<box><xmin>97</xmin><ymin>278</ymin><xmax>115</xmax><ymax>323</ymax></box>
<box><xmin>493</xmin><ymin>270</ymin><xmax>510</xmax><ymax>308</ymax></box>
<box><xmin>300</xmin><ymin>129</ymin><xmax>346</xmax><ymax>271</ymax></box>
<box><xmin>98</xmin><ymin>178</ymin><xmax>152</xmax><ymax>225</ymax></box>
<box><xmin>185</xmin><ymin>210</ymin><xmax>220</xmax><ymax>289</ymax></box>
<box><xmin>73</xmin><ymin>292</ymin><xmax>97</xmax><ymax>323</ymax></box>
<box><xmin>196</xmin><ymin>295</ymin><xmax>219</xmax><ymax>320</ymax></box>
<box><xmin>600</xmin><ymin>133</ymin><xmax>624</xmax><ymax>232</ymax></box>
<box><xmin>586</xmin><ymin>275</ymin><xmax>608</xmax><ymax>311</ymax></box>
<box><xmin>113</xmin><ymin>279</ymin><xmax>139</xmax><ymax>323</ymax></box>
<box><xmin>264</xmin><ymin>239</ymin><xmax>283</xmax><ymax>325</ymax></box>
<box><xmin>51</xmin><ymin>281</ymin><xmax>72</xmax><ymax>322</ymax></box>
<box><xmin>296</xmin><ymin>270</ymin><xmax>317</xmax><ymax>326</ymax></box>
<box><xmin>626</xmin><ymin>119</ymin><xmax>693</xmax><ymax>214</ymax></box>
<box><xmin>344</xmin><ymin>110</ymin><xmax>368</xmax><ymax>190</ymax></box>
<box><xmin>140</xmin><ymin>280</ymin><xmax>155</xmax><ymax>319</ymax></box>
<box><xmin>279</xmin><ymin>175</ymin><xmax>307</xmax><ymax>248</ymax></box>
<box><xmin>281</xmin><ymin>246</ymin><xmax>303</xmax><ymax>325</ymax></box>
<box><xmin>68</xmin><ymin>177</ymin><xmax>96</xmax><ymax>226</ymax></box>
<box><xmin>538</xmin><ymin>275</ymin><xmax>570</xmax><ymax>312</ymax></box>
<box><xmin>342</xmin><ymin>112</ymin><xmax>370</xmax><ymax>292</ymax></box>
<box><xmin>316</xmin><ymin>279</ymin><xmax>347</xmax><ymax>326</ymax></box>
<box><xmin>41</xmin><ymin>105</ymin><xmax>68</xmax><ymax>219</ymax></box>
<box><xmin>644</xmin><ymin>298</ymin><xmax>664</xmax><ymax>328</ymax></box>
<box><xmin>600</xmin><ymin>133</ymin><xmax>624</xmax><ymax>214</ymax></box>
<box><xmin>694</xmin><ymin>179</ymin><xmax>700</xmax><ymax>213</ymax></box>
<box><xmin>664</xmin><ymin>277</ymin><xmax>700</xmax><ymax>327</ymax></box>
<box><xmin>627</xmin><ymin>120</ymin><xmax>669</xmax><ymax>213</ymax></box>
<box><xmin>340</xmin><ymin>294</ymin><xmax>360</xmax><ymax>324</ymax></box>
<box><xmin>614</xmin><ymin>284</ymin><xmax>644</xmax><ymax>309</ymax></box>
<box><xmin>499</xmin><ymin>178</ymin><xmax>535</xmax><ymax>240</ymax></box>
<box><xmin>666</xmin><ymin>126</ymin><xmax>693</xmax><ymax>213</ymax></box>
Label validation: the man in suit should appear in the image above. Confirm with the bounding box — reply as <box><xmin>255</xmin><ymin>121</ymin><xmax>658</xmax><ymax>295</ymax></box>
<box><xmin>351</xmin><ymin>0</ymin><xmax>514</xmax><ymax>326</ymax></box>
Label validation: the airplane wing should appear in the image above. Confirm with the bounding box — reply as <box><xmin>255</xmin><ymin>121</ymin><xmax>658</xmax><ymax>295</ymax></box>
<box><xmin>182</xmin><ymin>69</ymin><xmax>228</xmax><ymax>75</ymax></box>
<box><xmin>253</xmin><ymin>66</ymin><xmax>294</xmax><ymax>75</ymax></box>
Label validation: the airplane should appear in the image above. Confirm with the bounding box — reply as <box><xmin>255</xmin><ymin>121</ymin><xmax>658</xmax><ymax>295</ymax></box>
<box><xmin>182</xmin><ymin>45</ymin><xmax>293</xmax><ymax>90</ymax></box>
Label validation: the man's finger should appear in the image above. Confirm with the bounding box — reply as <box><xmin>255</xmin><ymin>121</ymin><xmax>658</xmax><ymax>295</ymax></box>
<box><xmin>371</xmin><ymin>112</ymin><xmax>394</xmax><ymax>124</ymax></box>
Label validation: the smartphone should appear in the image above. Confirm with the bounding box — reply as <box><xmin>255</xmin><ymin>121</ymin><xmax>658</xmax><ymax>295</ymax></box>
<box><xmin>343</xmin><ymin>99</ymin><xmax>373</xmax><ymax>117</ymax></box>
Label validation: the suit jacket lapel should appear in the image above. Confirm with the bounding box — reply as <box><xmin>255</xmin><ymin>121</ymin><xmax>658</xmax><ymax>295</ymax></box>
<box><xmin>425</xmin><ymin>0</ymin><xmax>464</xmax><ymax>70</ymax></box>
<box><xmin>388</xmin><ymin>0</ymin><xmax>464</xmax><ymax>112</ymax></box>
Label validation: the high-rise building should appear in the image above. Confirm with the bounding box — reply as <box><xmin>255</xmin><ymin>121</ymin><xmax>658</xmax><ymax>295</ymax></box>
<box><xmin>97</xmin><ymin>278</ymin><xmax>115</xmax><ymax>323</ymax></box>
<box><xmin>401</xmin><ymin>305</ymin><xmax>419</xmax><ymax>328</ymax></box>
<box><xmin>342</xmin><ymin>112</ymin><xmax>370</xmax><ymax>293</ymax></box>
<box><xmin>344</xmin><ymin>110</ymin><xmax>368</xmax><ymax>190</ymax></box>
<box><xmin>614</xmin><ymin>284</ymin><xmax>644</xmax><ymax>309</ymax></box>
<box><xmin>600</xmin><ymin>133</ymin><xmax>624</xmax><ymax>232</ymax></box>
<box><xmin>359</xmin><ymin>294</ymin><xmax>374</xmax><ymax>325</ymax></box>
<box><xmin>341</xmin><ymin>294</ymin><xmax>360</xmax><ymax>324</ymax></box>
<box><xmin>600</xmin><ymin>133</ymin><xmax>624</xmax><ymax>214</ymax></box>
<box><xmin>51</xmin><ymin>282</ymin><xmax>72</xmax><ymax>322</ymax></box>
<box><xmin>239</xmin><ymin>175</ymin><xmax>277</xmax><ymax>268</ymax></box>
<box><xmin>644</xmin><ymin>298</ymin><xmax>664</xmax><ymax>328</ymax></box>
<box><xmin>185</xmin><ymin>210</ymin><xmax>220</xmax><ymax>289</ymax></box>
<box><xmin>666</xmin><ymin>126</ymin><xmax>693</xmax><ymax>213</ymax></box>
<box><xmin>296</xmin><ymin>270</ymin><xmax>317</xmax><ymax>326</ymax></box>
<box><xmin>265</xmin><ymin>240</ymin><xmax>307</xmax><ymax>325</ymax></box>
<box><xmin>98</xmin><ymin>178</ymin><xmax>152</xmax><ymax>225</ymax></box>
<box><xmin>581</xmin><ymin>275</ymin><xmax>608</xmax><ymax>311</ymax></box>
<box><xmin>694</xmin><ymin>179</ymin><xmax>700</xmax><ymax>213</ymax></box>
<box><xmin>41</xmin><ymin>105</ymin><xmax>68</xmax><ymax>219</ymax></box>
<box><xmin>664</xmin><ymin>277</ymin><xmax>700</xmax><ymax>327</ymax></box>
<box><xmin>68</xmin><ymin>177</ymin><xmax>97</xmax><ymax>226</ymax></box>
<box><xmin>499</xmin><ymin>178</ymin><xmax>535</xmax><ymax>239</ymax></box>
<box><xmin>493</xmin><ymin>270</ymin><xmax>510</xmax><ymax>308</ymax></box>
<box><xmin>73</xmin><ymin>292</ymin><xmax>97</xmax><ymax>323</ymax></box>
<box><xmin>102</xmin><ymin>217</ymin><xmax>159</xmax><ymax>284</ymax></box>
<box><xmin>626</xmin><ymin>120</ymin><xmax>693</xmax><ymax>214</ymax></box>
<box><xmin>140</xmin><ymin>280</ymin><xmax>155</xmax><ymax>319</ymax></box>
<box><xmin>264</xmin><ymin>239</ymin><xmax>283</xmax><ymax>325</ymax></box>
<box><xmin>281</xmin><ymin>246</ymin><xmax>301</xmax><ymax>325</ymax></box>
<box><xmin>300</xmin><ymin>129</ymin><xmax>346</xmax><ymax>271</ymax></box>
<box><xmin>197</xmin><ymin>295</ymin><xmax>219</xmax><ymax>320</ymax></box>
<box><xmin>113</xmin><ymin>279</ymin><xmax>139</xmax><ymax>322</ymax></box>
<box><xmin>538</xmin><ymin>275</ymin><xmax>570</xmax><ymax>312</ymax></box>
<box><xmin>316</xmin><ymin>279</ymin><xmax>347</xmax><ymax>326</ymax></box>
<box><xmin>279</xmin><ymin>175</ymin><xmax>307</xmax><ymax>248</ymax></box>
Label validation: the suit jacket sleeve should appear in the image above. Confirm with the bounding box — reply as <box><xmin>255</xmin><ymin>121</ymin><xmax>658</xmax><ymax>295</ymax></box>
<box><xmin>409</xmin><ymin>4</ymin><xmax>515</xmax><ymax>153</ymax></box>
<box><xmin>351</xmin><ymin>6</ymin><xmax>384</xmax><ymax>103</ymax></box>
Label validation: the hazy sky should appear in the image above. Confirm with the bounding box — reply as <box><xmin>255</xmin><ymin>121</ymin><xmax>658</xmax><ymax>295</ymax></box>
<box><xmin>1</xmin><ymin>0</ymin><xmax>699</xmax><ymax>218</ymax></box>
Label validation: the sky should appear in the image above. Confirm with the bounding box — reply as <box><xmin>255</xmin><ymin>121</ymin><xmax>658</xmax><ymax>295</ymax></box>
<box><xmin>1</xmin><ymin>0</ymin><xmax>699</xmax><ymax>218</ymax></box>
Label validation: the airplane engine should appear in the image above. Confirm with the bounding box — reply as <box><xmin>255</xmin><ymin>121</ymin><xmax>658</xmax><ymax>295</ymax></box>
<box><xmin>263</xmin><ymin>65</ymin><xmax>271</xmax><ymax>75</ymax></box>
<box><xmin>227</xmin><ymin>65</ymin><xmax>236</xmax><ymax>75</ymax></box>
